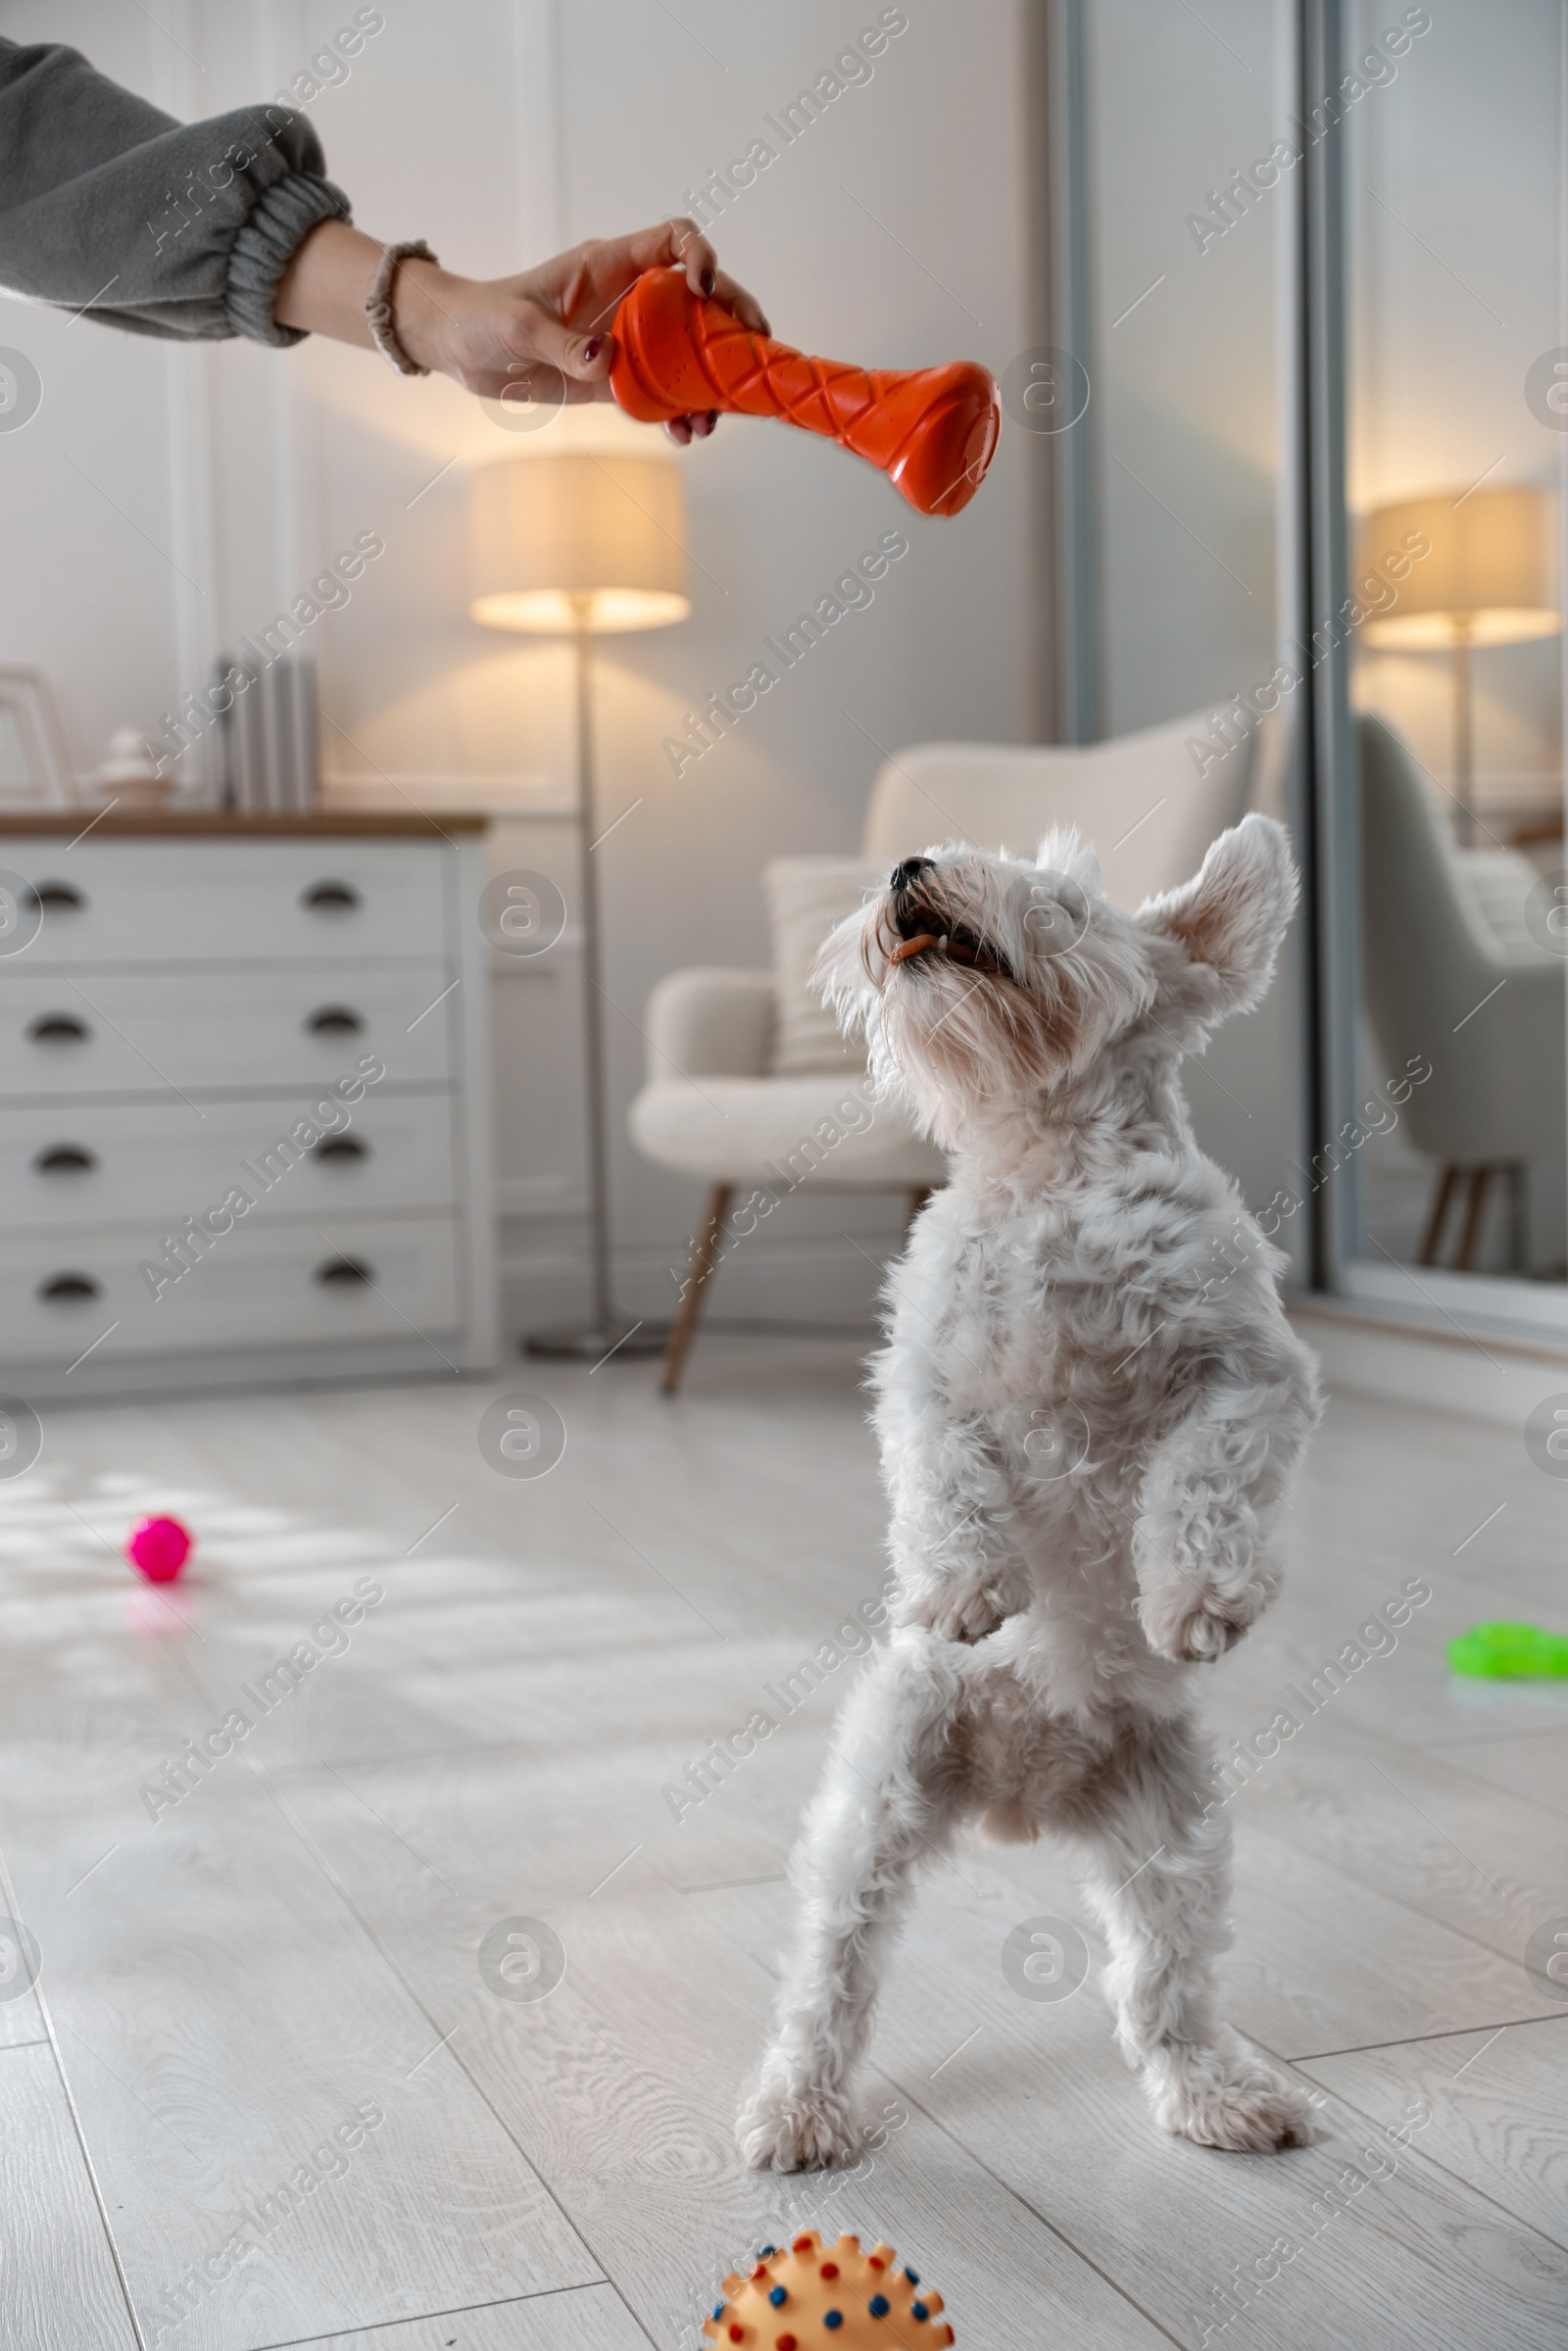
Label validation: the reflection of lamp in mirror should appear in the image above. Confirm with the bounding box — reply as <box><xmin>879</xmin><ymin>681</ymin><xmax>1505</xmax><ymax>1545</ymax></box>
<box><xmin>470</xmin><ymin>453</ymin><xmax>691</xmax><ymax>1359</ymax></box>
<box><xmin>1356</xmin><ymin>487</ymin><xmax>1560</xmax><ymax>843</ymax></box>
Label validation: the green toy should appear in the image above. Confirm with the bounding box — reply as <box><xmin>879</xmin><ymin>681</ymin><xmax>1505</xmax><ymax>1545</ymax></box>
<box><xmin>1448</xmin><ymin>1622</ymin><xmax>1568</xmax><ymax>1678</ymax></box>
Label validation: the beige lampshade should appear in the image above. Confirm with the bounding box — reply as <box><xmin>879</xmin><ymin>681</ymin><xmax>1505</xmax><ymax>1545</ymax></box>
<box><xmin>1356</xmin><ymin>486</ymin><xmax>1560</xmax><ymax>651</ymax></box>
<box><xmin>468</xmin><ymin>453</ymin><xmax>691</xmax><ymax>634</ymax></box>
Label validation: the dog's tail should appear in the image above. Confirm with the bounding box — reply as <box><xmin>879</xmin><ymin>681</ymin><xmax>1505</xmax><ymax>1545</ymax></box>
<box><xmin>977</xmin><ymin>1801</ymin><xmax>1040</xmax><ymax>1847</ymax></box>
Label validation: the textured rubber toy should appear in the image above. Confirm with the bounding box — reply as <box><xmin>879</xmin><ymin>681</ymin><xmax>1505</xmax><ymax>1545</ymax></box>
<box><xmin>702</xmin><ymin>2230</ymin><xmax>955</xmax><ymax>2347</ymax></box>
<box><xmin>610</xmin><ymin>268</ymin><xmax>1000</xmax><ymax>518</ymax></box>
<box><xmin>1448</xmin><ymin>1620</ymin><xmax>1568</xmax><ymax>1677</ymax></box>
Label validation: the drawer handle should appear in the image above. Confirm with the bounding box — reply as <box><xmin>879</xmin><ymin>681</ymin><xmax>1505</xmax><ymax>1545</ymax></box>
<box><xmin>39</xmin><ymin>1272</ymin><xmax>101</xmax><ymax>1304</ymax></box>
<box><xmin>306</xmin><ymin>1005</ymin><xmax>364</xmax><ymax>1037</ymax></box>
<box><xmin>314</xmin><ymin>1255</ymin><xmax>373</xmax><ymax>1287</ymax></box>
<box><xmin>28</xmin><ymin>881</ymin><xmax>85</xmax><ymax>912</ymax></box>
<box><xmin>34</xmin><ymin>1145</ymin><xmax>98</xmax><ymax>1175</ymax></box>
<box><xmin>304</xmin><ymin>880</ymin><xmax>361</xmax><ymax>912</ymax></box>
<box><xmin>27</xmin><ymin>1014</ymin><xmax>90</xmax><ymax>1045</ymax></box>
<box><xmin>314</xmin><ymin>1135</ymin><xmax>368</xmax><ymax>1163</ymax></box>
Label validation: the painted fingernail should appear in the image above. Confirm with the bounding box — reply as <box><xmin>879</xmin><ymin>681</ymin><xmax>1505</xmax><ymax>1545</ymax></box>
<box><xmin>583</xmin><ymin>335</ymin><xmax>606</xmax><ymax>363</ymax></box>
<box><xmin>700</xmin><ymin>267</ymin><xmax>715</xmax><ymax>298</ymax></box>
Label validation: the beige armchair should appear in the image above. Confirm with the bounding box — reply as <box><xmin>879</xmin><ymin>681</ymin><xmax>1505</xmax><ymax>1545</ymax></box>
<box><xmin>632</xmin><ymin>708</ymin><xmax>1259</xmax><ymax>1390</ymax></box>
<box><xmin>1359</xmin><ymin>713</ymin><xmax>1566</xmax><ymax>1268</ymax></box>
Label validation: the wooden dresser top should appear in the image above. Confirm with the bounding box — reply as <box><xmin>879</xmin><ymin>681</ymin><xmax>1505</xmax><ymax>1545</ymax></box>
<box><xmin>0</xmin><ymin>811</ymin><xmax>487</xmax><ymax>838</ymax></box>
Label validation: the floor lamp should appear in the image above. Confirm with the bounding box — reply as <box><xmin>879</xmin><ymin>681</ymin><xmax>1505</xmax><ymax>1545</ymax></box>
<box><xmin>469</xmin><ymin>452</ymin><xmax>691</xmax><ymax>1359</ymax></box>
<box><xmin>1357</xmin><ymin>487</ymin><xmax>1560</xmax><ymax>845</ymax></box>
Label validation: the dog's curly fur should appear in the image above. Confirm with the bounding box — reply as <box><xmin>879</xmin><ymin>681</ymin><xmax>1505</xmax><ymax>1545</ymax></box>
<box><xmin>738</xmin><ymin>813</ymin><xmax>1324</xmax><ymax>2169</ymax></box>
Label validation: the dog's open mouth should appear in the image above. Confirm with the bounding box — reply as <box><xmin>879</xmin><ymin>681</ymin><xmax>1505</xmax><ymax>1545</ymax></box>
<box><xmin>889</xmin><ymin>917</ymin><xmax>1011</xmax><ymax>979</ymax></box>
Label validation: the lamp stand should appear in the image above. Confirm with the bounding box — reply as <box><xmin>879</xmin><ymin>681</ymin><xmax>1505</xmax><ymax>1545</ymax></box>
<box><xmin>525</xmin><ymin>606</ymin><xmax>668</xmax><ymax>1362</ymax></box>
<box><xmin>1450</xmin><ymin>614</ymin><xmax>1475</xmax><ymax>847</ymax></box>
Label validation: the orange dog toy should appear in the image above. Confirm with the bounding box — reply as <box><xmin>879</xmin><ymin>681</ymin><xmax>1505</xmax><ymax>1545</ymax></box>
<box><xmin>702</xmin><ymin>2230</ymin><xmax>956</xmax><ymax>2347</ymax></box>
<box><xmin>610</xmin><ymin>269</ymin><xmax>999</xmax><ymax>518</ymax></box>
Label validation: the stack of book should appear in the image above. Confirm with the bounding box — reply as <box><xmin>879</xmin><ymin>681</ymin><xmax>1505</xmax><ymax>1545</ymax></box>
<box><xmin>217</xmin><ymin>655</ymin><xmax>318</xmax><ymax>812</ymax></box>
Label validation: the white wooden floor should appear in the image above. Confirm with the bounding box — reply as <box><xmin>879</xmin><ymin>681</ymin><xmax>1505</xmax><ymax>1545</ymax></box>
<box><xmin>1</xmin><ymin>1333</ymin><xmax>1565</xmax><ymax>2351</ymax></box>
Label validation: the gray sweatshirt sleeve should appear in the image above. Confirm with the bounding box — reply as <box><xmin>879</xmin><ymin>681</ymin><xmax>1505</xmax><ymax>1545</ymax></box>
<box><xmin>0</xmin><ymin>37</ymin><xmax>352</xmax><ymax>346</ymax></box>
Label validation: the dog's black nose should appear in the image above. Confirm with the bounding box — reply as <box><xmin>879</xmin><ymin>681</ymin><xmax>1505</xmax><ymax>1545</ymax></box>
<box><xmin>890</xmin><ymin>856</ymin><xmax>933</xmax><ymax>896</ymax></box>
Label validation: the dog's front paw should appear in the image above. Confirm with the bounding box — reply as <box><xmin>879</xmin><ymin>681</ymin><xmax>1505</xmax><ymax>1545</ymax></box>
<box><xmin>1138</xmin><ymin>1577</ymin><xmax>1268</xmax><ymax>1664</ymax></box>
<box><xmin>737</xmin><ymin>2075</ymin><xmax>863</xmax><ymax>2172</ymax></box>
<box><xmin>896</xmin><ymin>1577</ymin><xmax>1017</xmax><ymax>1645</ymax></box>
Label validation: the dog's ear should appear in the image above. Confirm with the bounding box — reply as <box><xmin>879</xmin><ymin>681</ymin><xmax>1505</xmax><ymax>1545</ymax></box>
<box><xmin>1138</xmin><ymin>812</ymin><xmax>1297</xmax><ymax>1021</ymax></box>
<box><xmin>811</xmin><ymin>904</ymin><xmax>875</xmax><ymax>1039</ymax></box>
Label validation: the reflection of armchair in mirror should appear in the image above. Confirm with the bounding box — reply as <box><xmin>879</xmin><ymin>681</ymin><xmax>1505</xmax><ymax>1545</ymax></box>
<box><xmin>1359</xmin><ymin>713</ymin><xmax>1565</xmax><ymax>1274</ymax></box>
<box><xmin>0</xmin><ymin>667</ymin><xmax>74</xmax><ymax>807</ymax></box>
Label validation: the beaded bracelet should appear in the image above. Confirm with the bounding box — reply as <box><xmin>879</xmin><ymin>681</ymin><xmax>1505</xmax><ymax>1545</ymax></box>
<box><xmin>365</xmin><ymin>239</ymin><xmax>438</xmax><ymax>376</ymax></box>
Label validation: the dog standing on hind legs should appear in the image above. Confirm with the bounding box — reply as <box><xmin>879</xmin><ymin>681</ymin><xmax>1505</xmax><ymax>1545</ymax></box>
<box><xmin>738</xmin><ymin>811</ymin><xmax>1324</xmax><ymax>2171</ymax></box>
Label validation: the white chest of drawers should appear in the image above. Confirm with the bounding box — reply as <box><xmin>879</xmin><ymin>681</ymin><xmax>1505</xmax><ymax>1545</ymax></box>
<box><xmin>0</xmin><ymin>814</ymin><xmax>497</xmax><ymax>1400</ymax></box>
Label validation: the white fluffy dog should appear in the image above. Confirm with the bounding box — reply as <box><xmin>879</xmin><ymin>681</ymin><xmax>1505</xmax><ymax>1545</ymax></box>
<box><xmin>738</xmin><ymin>812</ymin><xmax>1322</xmax><ymax>2169</ymax></box>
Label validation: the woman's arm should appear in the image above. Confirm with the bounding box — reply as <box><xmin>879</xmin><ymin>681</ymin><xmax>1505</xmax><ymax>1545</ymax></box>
<box><xmin>0</xmin><ymin>39</ymin><xmax>766</xmax><ymax>435</ymax></box>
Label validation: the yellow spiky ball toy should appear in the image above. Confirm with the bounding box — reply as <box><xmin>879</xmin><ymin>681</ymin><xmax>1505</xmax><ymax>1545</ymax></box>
<box><xmin>702</xmin><ymin>2229</ymin><xmax>955</xmax><ymax>2348</ymax></box>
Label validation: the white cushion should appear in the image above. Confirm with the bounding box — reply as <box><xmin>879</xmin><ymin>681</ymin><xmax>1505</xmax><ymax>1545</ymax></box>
<box><xmin>629</xmin><ymin>1074</ymin><xmax>946</xmax><ymax>1189</ymax></box>
<box><xmin>860</xmin><ymin>710</ymin><xmax>1257</xmax><ymax>908</ymax></box>
<box><xmin>763</xmin><ymin>856</ymin><xmax>885</xmax><ymax>1075</ymax></box>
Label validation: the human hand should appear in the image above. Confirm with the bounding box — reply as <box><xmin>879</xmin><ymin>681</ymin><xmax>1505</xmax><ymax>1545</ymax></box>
<box><xmin>397</xmin><ymin>218</ymin><xmax>769</xmax><ymax>441</ymax></box>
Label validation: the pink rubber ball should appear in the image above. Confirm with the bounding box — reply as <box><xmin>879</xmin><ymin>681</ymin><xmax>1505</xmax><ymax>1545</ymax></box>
<box><xmin>124</xmin><ymin>1515</ymin><xmax>193</xmax><ymax>1583</ymax></box>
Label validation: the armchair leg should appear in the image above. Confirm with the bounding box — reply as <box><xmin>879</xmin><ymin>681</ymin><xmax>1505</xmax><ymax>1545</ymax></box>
<box><xmin>1455</xmin><ymin>1165</ymin><xmax>1492</xmax><ymax>1271</ymax></box>
<box><xmin>1417</xmin><ymin>1163</ymin><xmax>1460</xmax><ymax>1266</ymax></box>
<box><xmin>662</xmin><ymin>1185</ymin><xmax>732</xmax><ymax>1396</ymax></box>
<box><xmin>1507</xmin><ymin>1161</ymin><xmax>1529</xmax><ymax>1273</ymax></box>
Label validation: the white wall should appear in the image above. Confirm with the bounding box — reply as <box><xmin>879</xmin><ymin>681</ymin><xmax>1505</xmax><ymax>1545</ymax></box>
<box><xmin>1085</xmin><ymin>0</ymin><xmax>1285</xmax><ymax>738</ymax></box>
<box><xmin>0</xmin><ymin>0</ymin><xmax>1035</xmax><ymax>1333</ymax></box>
<box><xmin>1083</xmin><ymin>0</ymin><xmax>1306</xmax><ymax>1227</ymax></box>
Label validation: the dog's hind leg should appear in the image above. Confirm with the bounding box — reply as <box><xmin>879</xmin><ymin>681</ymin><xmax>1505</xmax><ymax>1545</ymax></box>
<box><xmin>737</xmin><ymin>1632</ymin><xmax>965</xmax><ymax>2172</ymax></box>
<box><xmin>1066</xmin><ymin>1711</ymin><xmax>1321</xmax><ymax>2153</ymax></box>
